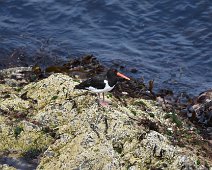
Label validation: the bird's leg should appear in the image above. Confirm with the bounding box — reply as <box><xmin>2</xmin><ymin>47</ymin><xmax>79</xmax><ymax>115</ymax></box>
<box><xmin>99</xmin><ymin>92</ymin><xmax>109</xmax><ymax>107</ymax></box>
<box><xmin>103</xmin><ymin>92</ymin><xmax>105</xmax><ymax>102</ymax></box>
<box><xmin>97</xmin><ymin>93</ymin><xmax>101</xmax><ymax>103</ymax></box>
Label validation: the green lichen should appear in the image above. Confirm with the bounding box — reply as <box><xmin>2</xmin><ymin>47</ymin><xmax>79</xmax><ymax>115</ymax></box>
<box><xmin>131</xmin><ymin>109</ymin><xmax>137</xmax><ymax>116</ymax></box>
<box><xmin>51</xmin><ymin>95</ymin><xmax>58</xmax><ymax>100</ymax></box>
<box><xmin>148</xmin><ymin>112</ymin><xmax>155</xmax><ymax>118</ymax></box>
<box><xmin>164</xmin><ymin>112</ymin><xmax>182</xmax><ymax>128</ymax></box>
<box><xmin>166</xmin><ymin>129</ymin><xmax>173</xmax><ymax>136</ymax></box>
<box><xmin>14</xmin><ymin>126</ymin><xmax>23</xmax><ymax>139</ymax></box>
<box><xmin>133</xmin><ymin>100</ymin><xmax>147</xmax><ymax>107</ymax></box>
<box><xmin>0</xmin><ymin>116</ymin><xmax>53</xmax><ymax>157</ymax></box>
<box><xmin>107</xmin><ymin>93</ymin><xmax>113</xmax><ymax>98</ymax></box>
<box><xmin>15</xmin><ymin>87</ymin><xmax>22</xmax><ymax>92</ymax></box>
<box><xmin>196</xmin><ymin>159</ymin><xmax>201</xmax><ymax>166</ymax></box>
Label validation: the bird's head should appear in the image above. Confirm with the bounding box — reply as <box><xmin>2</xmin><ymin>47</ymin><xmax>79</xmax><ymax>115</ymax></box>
<box><xmin>107</xmin><ymin>69</ymin><xmax>130</xmax><ymax>81</ymax></box>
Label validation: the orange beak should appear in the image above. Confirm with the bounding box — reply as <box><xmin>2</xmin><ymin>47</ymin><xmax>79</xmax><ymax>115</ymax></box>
<box><xmin>117</xmin><ymin>72</ymin><xmax>130</xmax><ymax>80</ymax></box>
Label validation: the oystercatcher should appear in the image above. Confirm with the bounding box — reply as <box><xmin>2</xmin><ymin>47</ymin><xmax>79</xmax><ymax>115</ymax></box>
<box><xmin>74</xmin><ymin>69</ymin><xmax>130</xmax><ymax>105</ymax></box>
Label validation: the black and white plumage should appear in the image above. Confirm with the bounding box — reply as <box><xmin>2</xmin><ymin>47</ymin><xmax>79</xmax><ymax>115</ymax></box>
<box><xmin>74</xmin><ymin>69</ymin><xmax>130</xmax><ymax>104</ymax></box>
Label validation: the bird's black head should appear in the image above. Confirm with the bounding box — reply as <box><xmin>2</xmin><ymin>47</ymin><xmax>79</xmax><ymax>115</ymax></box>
<box><xmin>106</xmin><ymin>69</ymin><xmax>130</xmax><ymax>86</ymax></box>
<box><xmin>106</xmin><ymin>69</ymin><xmax>118</xmax><ymax>86</ymax></box>
<box><xmin>107</xmin><ymin>69</ymin><xmax>118</xmax><ymax>77</ymax></box>
<box><xmin>107</xmin><ymin>69</ymin><xmax>130</xmax><ymax>80</ymax></box>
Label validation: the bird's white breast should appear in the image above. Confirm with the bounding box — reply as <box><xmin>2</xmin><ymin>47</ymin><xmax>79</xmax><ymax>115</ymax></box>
<box><xmin>86</xmin><ymin>80</ymin><xmax>115</xmax><ymax>93</ymax></box>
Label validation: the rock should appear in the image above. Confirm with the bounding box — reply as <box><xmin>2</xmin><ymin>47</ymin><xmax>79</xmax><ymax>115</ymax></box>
<box><xmin>143</xmin><ymin>131</ymin><xmax>176</xmax><ymax>158</ymax></box>
<box><xmin>0</xmin><ymin>67</ymin><xmax>33</xmax><ymax>86</ymax></box>
<box><xmin>186</xmin><ymin>90</ymin><xmax>212</xmax><ymax>125</ymax></box>
<box><xmin>0</xmin><ymin>157</ymin><xmax>37</xmax><ymax>170</ymax></box>
<box><xmin>0</xmin><ymin>115</ymin><xmax>53</xmax><ymax>168</ymax></box>
<box><xmin>0</xmin><ymin>68</ymin><xmax>211</xmax><ymax>169</ymax></box>
<box><xmin>0</xmin><ymin>163</ymin><xmax>17</xmax><ymax>170</ymax></box>
<box><xmin>0</xmin><ymin>94</ymin><xmax>30</xmax><ymax>112</ymax></box>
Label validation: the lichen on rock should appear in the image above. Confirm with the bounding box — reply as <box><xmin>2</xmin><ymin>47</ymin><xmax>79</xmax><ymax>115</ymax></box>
<box><xmin>0</xmin><ymin>67</ymin><xmax>211</xmax><ymax>169</ymax></box>
<box><xmin>0</xmin><ymin>115</ymin><xmax>53</xmax><ymax>156</ymax></box>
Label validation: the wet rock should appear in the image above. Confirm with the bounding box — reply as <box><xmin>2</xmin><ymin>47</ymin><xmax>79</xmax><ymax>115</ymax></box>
<box><xmin>186</xmin><ymin>90</ymin><xmax>212</xmax><ymax>126</ymax></box>
<box><xmin>62</xmin><ymin>54</ymin><xmax>105</xmax><ymax>79</ymax></box>
<box><xmin>0</xmin><ymin>67</ymin><xmax>39</xmax><ymax>86</ymax></box>
<box><xmin>0</xmin><ymin>157</ymin><xmax>37</xmax><ymax>170</ymax></box>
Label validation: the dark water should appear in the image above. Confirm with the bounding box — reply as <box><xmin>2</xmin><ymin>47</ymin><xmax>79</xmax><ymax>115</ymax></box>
<box><xmin>0</xmin><ymin>0</ymin><xmax>211</xmax><ymax>95</ymax></box>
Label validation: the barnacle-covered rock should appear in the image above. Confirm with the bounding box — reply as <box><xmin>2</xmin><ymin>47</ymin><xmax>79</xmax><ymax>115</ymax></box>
<box><xmin>0</xmin><ymin>67</ymin><xmax>211</xmax><ymax>170</ymax></box>
<box><xmin>0</xmin><ymin>115</ymin><xmax>53</xmax><ymax>168</ymax></box>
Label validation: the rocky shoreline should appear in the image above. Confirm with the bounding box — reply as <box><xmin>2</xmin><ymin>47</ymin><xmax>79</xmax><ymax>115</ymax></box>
<box><xmin>0</xmin><ymin>57</ymin><xmax>211</xmax><ymax>169</ymax></box>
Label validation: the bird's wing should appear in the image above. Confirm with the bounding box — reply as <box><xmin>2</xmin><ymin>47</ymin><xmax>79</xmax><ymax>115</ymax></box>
<box><xmin>75</xmin><ymin>77</ymin><xmax>106</xmax><ymax>89</ymax></box>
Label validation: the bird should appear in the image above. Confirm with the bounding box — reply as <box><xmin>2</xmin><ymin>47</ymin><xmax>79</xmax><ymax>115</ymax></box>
<box><xmin>74</xmin><ymin>69</ymin><xmax>130</xmax><ymax>106</ymax></box>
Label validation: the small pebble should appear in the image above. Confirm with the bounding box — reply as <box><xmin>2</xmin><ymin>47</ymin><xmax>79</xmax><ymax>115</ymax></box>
<box><xmin>122</xmin><ymin>92</ymin><xmax>128</xmax><ymax>95</ymax></box>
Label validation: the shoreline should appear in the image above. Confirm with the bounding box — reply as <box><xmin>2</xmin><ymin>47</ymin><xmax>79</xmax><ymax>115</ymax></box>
<box><xmin>0</xmin><ymin>49</ymin><xmax>210</xmax><ymax>96</ymax></box>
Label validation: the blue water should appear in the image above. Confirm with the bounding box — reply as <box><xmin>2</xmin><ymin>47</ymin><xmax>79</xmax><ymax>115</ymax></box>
<box><xmin>0</xmin><ymin>0</ymin><xmax>211</xmax><ymax>95</ymax></box>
